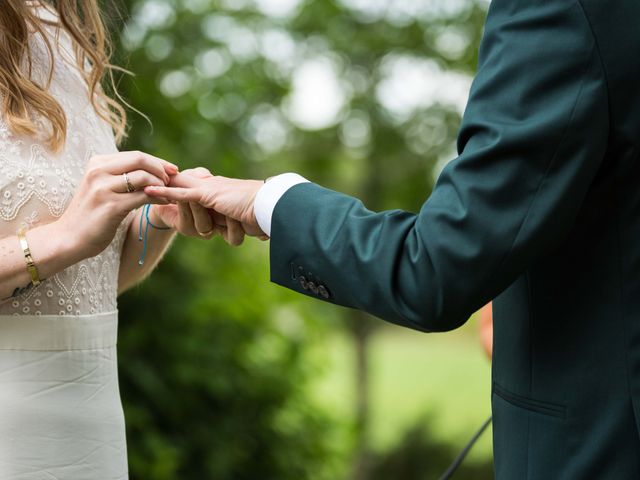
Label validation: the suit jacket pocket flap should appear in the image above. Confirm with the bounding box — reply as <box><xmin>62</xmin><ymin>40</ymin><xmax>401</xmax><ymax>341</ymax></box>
<box><xmin>493</xmin><ymin>382</ymin><xmax>566</xmax><ymax>419</ymax></box>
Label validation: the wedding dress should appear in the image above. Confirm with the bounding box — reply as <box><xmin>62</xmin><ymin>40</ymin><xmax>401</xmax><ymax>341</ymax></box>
<box><xmin>0</xmin><ymin>7</ymin><xmax>131</xmax><ymax>479</ymax></box>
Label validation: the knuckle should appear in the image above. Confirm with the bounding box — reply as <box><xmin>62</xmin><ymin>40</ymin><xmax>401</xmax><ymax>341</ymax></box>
<box><xmin>138</xmin><ymin>154</ymin><xmax>150</xmax><ymax>166</ymax></box>
<box><xmin>102</xmin><ymin>199</ymin><xmax>117</xmax><ymax>213</ymax></box>
<box><xmin>85</xmin><ymin>166</ymin><xmax>102</xmax><ymax>181</ymax></box>
<box><xmin>132</xmin><ymin>151</ymin><xmax>148</xmax><ymax>166</ymax></box>
<box><xmin>152</xmin><ymin>177</ymin><xmax>164</xmax><ymax>187</ymax></box>
<box><xmin>96</xmin><ymin>181</ymin><xmax>111</xmax><ymax>196</ymax></box>
<box><xmin>145</xmin><ymin>173</ymin><xmax>162</xmax><ymax>187</ymax></box>
<box><xmin>194</xmin><ymin>167</ymin><xmax>211</xmax><ymax>178</ymax></box>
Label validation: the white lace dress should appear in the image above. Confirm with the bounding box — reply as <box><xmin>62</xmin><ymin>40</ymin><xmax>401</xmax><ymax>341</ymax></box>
<box><xmin>0</xmin><ymin>9</ymin><xmax>131</xmax><ymax>480</ymax></box>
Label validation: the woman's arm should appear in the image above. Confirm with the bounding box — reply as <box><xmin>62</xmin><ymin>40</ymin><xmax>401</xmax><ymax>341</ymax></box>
<box><xmin>0</xmin><ymin>221</ymin><xmax>87</xmax><ymax>301</ymax></box>
<box><xmin>0</xmin><ymin>151</ymin><xmax>176</xmax><ymax>301</ymax></box>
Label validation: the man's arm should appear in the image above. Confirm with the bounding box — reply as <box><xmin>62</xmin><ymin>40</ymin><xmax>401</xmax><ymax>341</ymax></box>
<box><xmin>259</xmin><ymin>1</ymin><xmax>609</xmax><ymax>331</ymax></box>
<box><xmin>146</xmin><ymin>1</ymin><xmax>609</xmax><ymax>332</ymax></box>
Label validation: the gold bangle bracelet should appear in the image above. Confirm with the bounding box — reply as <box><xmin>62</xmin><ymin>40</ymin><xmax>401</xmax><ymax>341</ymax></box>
<box><xmin>17</xmin><ymin>229</ymin><xmax>41</xmax><ymax>287</ymax></box>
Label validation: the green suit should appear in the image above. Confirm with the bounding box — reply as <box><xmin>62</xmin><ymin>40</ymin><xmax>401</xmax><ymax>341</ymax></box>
<box><xmin>269</xmin><ymin>0</ymin><xmax>640</xmax><ymax>477</ymax></box>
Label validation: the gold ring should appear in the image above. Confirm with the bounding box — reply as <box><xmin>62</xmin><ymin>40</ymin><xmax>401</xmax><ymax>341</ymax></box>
<box><xmin>123</xmin><ymin>172</ymin><xmax>136</xmax><ymax>193</ymax></box>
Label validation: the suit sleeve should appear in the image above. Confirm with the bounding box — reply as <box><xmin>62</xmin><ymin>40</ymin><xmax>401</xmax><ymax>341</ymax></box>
<box><xmin>268</xmin><ymin>1</ymin><xmax>609</xmax><ymax>332</ymax></box>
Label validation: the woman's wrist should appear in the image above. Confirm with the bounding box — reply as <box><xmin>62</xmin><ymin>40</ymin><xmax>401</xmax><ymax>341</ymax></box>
<box><xmin>24</xmin><ymin>220</ymin><xmax>85</xmax><ymax>280</ymax></box>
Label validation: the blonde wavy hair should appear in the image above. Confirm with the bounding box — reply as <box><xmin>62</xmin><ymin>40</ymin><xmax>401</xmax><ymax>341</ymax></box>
<box><xmin>0</xmin><ymin>0</ymin><xmax>128</xmax><ymax>152</ymax></box>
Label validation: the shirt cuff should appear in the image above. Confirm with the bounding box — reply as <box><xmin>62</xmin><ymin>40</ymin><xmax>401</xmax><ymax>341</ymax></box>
<box><xmin>254</xmin><ymin>173</ymin><xmax>310</xmax><ymax>237</ymax></box>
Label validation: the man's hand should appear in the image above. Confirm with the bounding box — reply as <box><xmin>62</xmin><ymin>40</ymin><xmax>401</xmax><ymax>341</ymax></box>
<box><xmin>147</xmin><ymin>168</ymin><xmax>217</xmax><ymax>240</ymax></box>
<box><xmin>145</xmin><ymin>169</ymin><xmax>267</xmax><ymax>246</ymax></box>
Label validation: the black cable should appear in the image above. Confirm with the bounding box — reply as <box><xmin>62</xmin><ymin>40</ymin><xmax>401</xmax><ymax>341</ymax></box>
<box><xmin>437</xmin><ymin>415</ymin><xmax>493</xmax><ymax>480</ymax></box>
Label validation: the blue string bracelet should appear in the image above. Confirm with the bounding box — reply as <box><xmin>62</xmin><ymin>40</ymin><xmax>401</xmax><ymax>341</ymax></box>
<box><xmin>138</xmin><ymin>204</ymin><xmax>172</xmax><ymax>266</ymax></box>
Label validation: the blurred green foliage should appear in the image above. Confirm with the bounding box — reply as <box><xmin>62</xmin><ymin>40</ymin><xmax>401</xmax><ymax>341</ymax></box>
<box><xmin>369</xmin><ymin>419</ymin><xmax>492</xmax><ymax>480</ymax></box>
<box><xmin>115</xmin><ymin>0</ymin><xmax>491</xmax><ymax>478</ymax></box>
<box><xmin>118</xmin><ymin>244</ymin><xmax>346</xmax><ymax>479</ymax></box>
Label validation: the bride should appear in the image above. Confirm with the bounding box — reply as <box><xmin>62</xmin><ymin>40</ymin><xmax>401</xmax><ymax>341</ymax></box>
<box><xmin>0</xmin><ymin>1</ymin><xmax>218</xmax><ymax>478</ymax></box>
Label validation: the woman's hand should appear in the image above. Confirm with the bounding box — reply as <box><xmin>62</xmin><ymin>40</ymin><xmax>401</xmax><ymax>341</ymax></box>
<box><xmin>56</xmin><ymin>151</ymin><xmax>178</xmax><ymax>258</ymax></box>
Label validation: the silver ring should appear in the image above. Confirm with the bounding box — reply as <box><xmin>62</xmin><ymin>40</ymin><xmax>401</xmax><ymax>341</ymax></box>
<box><xmin>123</xmin><ymin>172</ymin><xmax>136</xmax><ymax>193</ymax></box>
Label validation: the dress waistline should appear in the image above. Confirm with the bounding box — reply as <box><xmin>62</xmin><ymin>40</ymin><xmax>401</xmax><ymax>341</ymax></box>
<box><xmin>0</xmin><ymin>311</ymin><xmax>118</xmax><ymax>351</ymax></box>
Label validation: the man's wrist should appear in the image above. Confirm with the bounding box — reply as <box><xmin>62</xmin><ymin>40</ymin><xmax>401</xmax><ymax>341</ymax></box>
<box><xmin>254</xmin><ymin>173</ymin><xmax>310</xmax><ymax>237</ymax></box>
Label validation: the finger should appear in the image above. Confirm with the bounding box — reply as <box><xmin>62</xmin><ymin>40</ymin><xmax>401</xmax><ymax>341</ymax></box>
<box><xmin>205</xmin><ymin>223</ymin><xmax>225</xmax><ymax>238</ymax></box>
<box><xmin>210</xmin><ymin>210</ymin><xmax>227</xmax><ymax>228</ymax></box>
<box><xmin>100</xmin><ymin>151</ymin><xmax>176</xmax><ymax>182</ymax></box>
<box><xmin>190</xmin><ymin>202</ymin><xmax>214</xmax><ymax>236</ymax></box>
<box><xmin>178</xmin><ymin>202</ymin><xmax>195</xmax><ymax>234</ymax></box>
<box><xmin>122</xmin><ymin>151</ymin><xmax>179</xmax><ymax>175</ymax></box>
<box><xmin>199</xmin><ymin>227</ymin><xmax>218</xmax><ymax>241</ymax></box>
<box><xmin>168</xmin><ymin>172</ymin><xmax>209</xmax><ymax>188</ymax></box>
<box><xmin>181</xmin><ymin>167</ymin><xmax>213</xmax><ymax>179</ymax></box>
<box><xmin>119</xmin><ymin>191</ymin><xmax>171</xmax><ymax>212</ymax></box>
<box><xmin>110</xmin><ymin>170</ymin><xmax>165</xmax><ymax>193</ymax></box>
<box><xmin>144</xmin><ymin>186</ymin><xmax>203</xmax><ymax>204</ymax></box>
<box><xmin>224</xmin><ymin>218</ymin><xmax>245</xmax><ymax>246</ymax></box>
<box><xmin>241</xmin><ymin>221</ymin><xmax>265</xmax><ymax>238</ymax></box>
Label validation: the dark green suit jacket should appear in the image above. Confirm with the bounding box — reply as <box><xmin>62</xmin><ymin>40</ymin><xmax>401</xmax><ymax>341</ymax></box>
<box><xmin>270</xmin><ymin>0</ymin><xmax>640</xmax><ymax>477</ymax></box>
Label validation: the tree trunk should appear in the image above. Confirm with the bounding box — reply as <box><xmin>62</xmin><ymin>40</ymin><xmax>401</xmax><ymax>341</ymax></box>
<box><xmin>348</xmin><ymin>310</ymin><xmax>375</xmax><ymax>480</ymax></box>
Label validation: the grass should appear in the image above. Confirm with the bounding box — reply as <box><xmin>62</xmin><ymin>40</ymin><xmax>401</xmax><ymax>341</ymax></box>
<box><xmin>311</xmin><ymin>314</ymin><xmax>493</xmax><ymax>464</ymax></box>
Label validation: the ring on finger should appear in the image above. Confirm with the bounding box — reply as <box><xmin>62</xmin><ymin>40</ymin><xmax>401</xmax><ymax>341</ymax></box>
<box><xmin>122</xmin><ymin>172</ymin><xmax>136</xmax><ymax>193</ymax></box>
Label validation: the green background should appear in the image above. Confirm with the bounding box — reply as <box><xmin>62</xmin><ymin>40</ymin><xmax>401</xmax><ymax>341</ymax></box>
<box><xmin>114</xmin><ymin>0</ymin><xmax>493</xmax><ymax>478</ymax></box>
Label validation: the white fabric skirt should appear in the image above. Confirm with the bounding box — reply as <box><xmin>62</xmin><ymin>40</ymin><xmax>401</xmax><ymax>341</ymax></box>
<box><xmin>0</xmin><ymin>312</ymin><xmax>128</xmax><ymax>479</ymax></box>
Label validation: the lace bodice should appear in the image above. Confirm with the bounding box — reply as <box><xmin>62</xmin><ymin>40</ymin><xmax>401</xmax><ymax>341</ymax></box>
<box><xmin>0</xmin><ymin>7</ymin><xmax>131</xmax><ymax>317</ymax></box>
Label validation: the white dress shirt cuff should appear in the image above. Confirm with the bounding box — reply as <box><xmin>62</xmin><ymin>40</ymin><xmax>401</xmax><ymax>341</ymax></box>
<box><xmin>254</xmin><ymin>173</ymin><xmax>310</xmax><ymax>237</ymax></box>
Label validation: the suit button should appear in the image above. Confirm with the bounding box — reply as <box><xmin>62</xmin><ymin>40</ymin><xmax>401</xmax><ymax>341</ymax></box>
<box><xmin>318</xmin><ymin>285</ymin><xmax>330</xmax><ymax>299</ymax></box>
<box><xmin>308</xmin><ymin>282</ymin><xmax>319</xmax><ymax>295</ymax></box>
<box><xmin>299</xmin><ymin>276</ymin><xmax>309</xmax><ymax>290</ymax></box>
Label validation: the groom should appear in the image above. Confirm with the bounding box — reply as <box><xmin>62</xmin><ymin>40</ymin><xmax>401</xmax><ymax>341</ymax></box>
<box><xmin>147</xmin><ymin>0</ymin><xmax>640</xmax><ymax>478</ymax></box>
